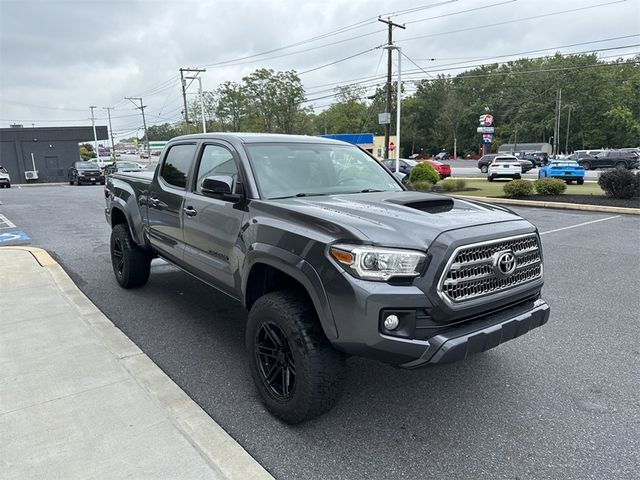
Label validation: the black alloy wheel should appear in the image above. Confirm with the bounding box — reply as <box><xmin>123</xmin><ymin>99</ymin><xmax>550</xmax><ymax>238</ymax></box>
<box><xmin>255</xmin><ymin>322</ymin><xmax>296</xmax><ymax>399</ymax></box>
<box><xmin>109</xmin><ymin>224</ymin><xmax>151</xmax><ymax>288</ymax></box>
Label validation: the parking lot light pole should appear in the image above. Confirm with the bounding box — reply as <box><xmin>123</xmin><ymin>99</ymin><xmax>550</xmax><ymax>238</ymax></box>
<box><xmin>89</xmin><ymin>106</ymin><xmax>98</xmax><ymax>162</ymax></box>
<box><xmin>186</xmin><ymin>76</ymin><xmax>206</xmax><ymax>133</ymax></box>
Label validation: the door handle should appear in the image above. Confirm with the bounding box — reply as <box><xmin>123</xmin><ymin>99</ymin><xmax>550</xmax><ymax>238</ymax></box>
<box><xmin>149</xmin><ymin>196</ymin><xmax>160</xmax><ymax>208</ymax></box>
<box><xmin>183</xmin><ymin>206</ymin><xmax>197</xmax><ymax>217</ymax></box>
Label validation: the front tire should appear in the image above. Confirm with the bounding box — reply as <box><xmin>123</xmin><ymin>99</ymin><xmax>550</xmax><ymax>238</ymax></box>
<box><xmin>577</xmin><ymin>179</ymin><xmax>584</xmax><ymax>185</ymax></box>
<box><xmin>110</xmin><ymin>224</ymin><xmax>151</xmax><ymax>288</ymax></box>
<box><xmin>480</xmin><ymin>165</ymin><xmax>488</xmax><ymax>173</ymax></box>
<box><xmin>487</xmin><ymin>175</ymin><xmax>494</xmax><ymax>182</ymax></box>
<box><xmin>515</xmin><ymin>174</ymin><xmax>521</xmax><ymax>180</ymax></box>
<box><xmin>582</xmin><ymin>161</ymin><xmax>591</xmax><ymax>170</ymax></box>
<box><xmin>246</xmin><ymin>290</ymin><xmax>346</xmax><ymax>424</ymax></box>
<box><xmin>615</xmin><ymin>162</ymin><xmax>626</xmax><ymax>170</ymax></box>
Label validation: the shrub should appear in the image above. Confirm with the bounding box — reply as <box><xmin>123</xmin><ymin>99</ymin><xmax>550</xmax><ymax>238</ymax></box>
<box><xmin>454</xmin><ymin>179</ymin><xmax>466</xmax><ymax>190</ymax></box>
<box><xmin>534</xmin><ymin>178</ymin><xmax>566</xmax><ymax>195</ymax></box>
<box><xmin>441</xmin><ymin>179</ymin><xmax>458</xmax><ymax>192</ymax></box>
<box><xmin>503</xmin><ymin>179</ymin><xmax>534</xmax><ymax>198</ymax></box>
<box><xmin>410</xmin><ymin>180</ymin><xmax>433</xmax><ymax>192</ymax></box>
<box><xmin>409</xmin><ymin>162</ymin><xmax>440</xmax><ymax>185</ymax></box>
<box><xmin>598</xmin><ymin>169</ymin><xmax>638</xmax><ymax>199</ymax></box>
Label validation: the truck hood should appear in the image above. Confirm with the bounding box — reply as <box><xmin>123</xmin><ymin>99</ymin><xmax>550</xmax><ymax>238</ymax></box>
<box><xmin>265</xmin><ymin>190</ymin><xmax>531</xmax><ymax>249</ymax></box>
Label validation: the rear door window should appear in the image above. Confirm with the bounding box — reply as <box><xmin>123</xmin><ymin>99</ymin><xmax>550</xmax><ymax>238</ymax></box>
<box><xmin>160</xmin><ymin>144</ymin><xmax>196</xmax><ymax>189</ymax></box>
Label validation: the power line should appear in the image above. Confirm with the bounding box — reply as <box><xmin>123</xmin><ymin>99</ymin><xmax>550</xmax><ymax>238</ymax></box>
<box><xmin>399</xmin><ymin>0</ymin><xmax>628</xmax><ymax>44</ymax></box>
<box><xmin>298</xmin><ymin>46</ymin><xmax>380</xmax><ymax>75</ymax></box>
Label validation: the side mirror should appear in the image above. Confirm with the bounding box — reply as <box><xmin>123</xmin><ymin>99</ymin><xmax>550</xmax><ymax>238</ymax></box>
<box><xmin>201</xmin><ymin>175</ymin><xmax>243</xmax><ymax>203</ymax></box>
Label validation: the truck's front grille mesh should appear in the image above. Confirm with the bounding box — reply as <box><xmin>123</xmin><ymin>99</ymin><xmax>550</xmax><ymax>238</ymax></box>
<box><xmin>440</xmin><ymin>234</ymin><xmax>542</xmax><ymax>303</ymax></box>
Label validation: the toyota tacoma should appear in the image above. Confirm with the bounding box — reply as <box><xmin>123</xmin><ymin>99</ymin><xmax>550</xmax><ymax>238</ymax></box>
<box><xmin>105</xmin><ymin>133</ymin><xmax>550</xmax><ymax>423</ymax></box>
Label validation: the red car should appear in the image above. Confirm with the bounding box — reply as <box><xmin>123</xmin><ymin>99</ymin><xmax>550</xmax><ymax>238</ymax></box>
<box><xmin>422</xmin><ymin>159</ymin><xmax>451</xmax><ymax>179</ymax></box>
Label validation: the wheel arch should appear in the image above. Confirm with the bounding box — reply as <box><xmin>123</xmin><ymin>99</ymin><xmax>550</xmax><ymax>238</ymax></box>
<box><xmin>243</xmin><ymin>245</ymin><xmax>338</xmax><ymax>340</ymax></box>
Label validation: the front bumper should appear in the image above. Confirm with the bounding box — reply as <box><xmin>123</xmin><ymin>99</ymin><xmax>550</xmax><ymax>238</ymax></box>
<box><xmin>399</xmin><ymin>298</ymin><xmax>549</xmax><ymax>368</ymax></box>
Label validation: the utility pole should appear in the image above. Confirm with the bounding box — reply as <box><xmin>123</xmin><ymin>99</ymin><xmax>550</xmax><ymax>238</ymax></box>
<box><xmin>179</xmin><ymin>67</ymin><xmax>206</xmax><ymax>133</ymax></box>
<box><xmin>378</xmin><ymin>17</ymin><xmax>405</xmax><ymax>160</ymax></box>
<box><xmin>89</xmin><ymin>106</ymin><xmax>98</xmax><ymax>162</ymax></box>
<box><xmin>125</xmin><ymin>97</ymin><xmax>150</xmax><ymax>160</ymax></box>
<box><xmin>103</xmin><ymin>107</ymin><xmax>116</xmax><ymax>159</ymax></box>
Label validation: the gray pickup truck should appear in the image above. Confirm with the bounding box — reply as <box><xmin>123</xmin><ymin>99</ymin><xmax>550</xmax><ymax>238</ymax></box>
<box><xmin>105</xmin><ymin>133</ymin><xmax>550</xmax><ymax>423</ymax></box>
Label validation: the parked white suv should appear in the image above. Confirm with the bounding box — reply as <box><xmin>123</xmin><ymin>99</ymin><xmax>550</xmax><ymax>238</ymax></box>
<box><xmin>488</xmin><ymin>156</ymin><xmax>522</xmax><ymax>181</ymax></box>
<box><xmin>0</xmin><ymin>165</ymin><xmax>11</xmax><ymax>188</ymax></box>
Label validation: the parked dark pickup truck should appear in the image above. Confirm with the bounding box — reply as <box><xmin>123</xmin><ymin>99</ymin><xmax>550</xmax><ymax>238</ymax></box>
<box><xmin>105</xmin><ymin>133</ymin><xmax>550</xmax><ymax>423</ymax></box>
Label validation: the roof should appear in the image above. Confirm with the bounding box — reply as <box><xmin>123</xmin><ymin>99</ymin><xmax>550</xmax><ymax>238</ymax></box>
<box><xmin>169</xmin><ymin>133</ymin><xmax>350</xmax><ymax>145</ymax></box>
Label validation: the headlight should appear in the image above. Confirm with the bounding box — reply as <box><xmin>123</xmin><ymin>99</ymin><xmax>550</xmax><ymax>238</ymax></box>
<box><xmin>330</xmin><ymin>245</ymin><xmax>426</xmax><ymax>281</ymax></box>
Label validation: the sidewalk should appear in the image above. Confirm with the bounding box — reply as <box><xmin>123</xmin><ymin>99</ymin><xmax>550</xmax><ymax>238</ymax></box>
<box><xmin>0</xmin><ymin>247</ymin><xmax>272</xmax><ymax>480</ymax></box>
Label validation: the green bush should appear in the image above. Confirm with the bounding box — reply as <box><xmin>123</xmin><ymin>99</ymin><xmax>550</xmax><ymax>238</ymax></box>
<box><xmin>439</xmin><ymin>179</ymin><xmax>467</xmax><ymax>192</ymax></box>
<box><xmin>534</xmin><ymin>178</ymin><xmax>566</xmax><ymax>195</ymax></box>
<box><xmin>598</xmin><ymin>169</ymin><xmax>639</xmax><ymax>199</ymax></box>
<box><xmin>411</xmin><ymin>180</ymin><xmax>433</xmax><ymax>192</ymax></box>
<box><xmin>409</xmin><ymin>162</ymin><xmax>440</xmax><ymax>185</ymax></box>
<box><xmin>503</xmin><ymin>179</ymin><xmax>534</xmax><ymax>198</ymax></box>
<box><xmin>441</xmin><ymin>179</ymin><xmax>457</xmax><ymax>192</ymax></box>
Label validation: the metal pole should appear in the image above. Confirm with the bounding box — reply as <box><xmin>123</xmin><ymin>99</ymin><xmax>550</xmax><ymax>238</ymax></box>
<box><xmin>103</xmin><ymin>107</ymin><xmax>116</xmax><ymax>159</ymax></box>
<box><xmin>557</xmin><ymin>88</ymin><xmax>562</xmax><ymax>155</ymax></box>
<box><xmin>197</xmin><ymin>77</ymin><xmax>206</xmax><ymax>133</ymax></box>
<box><xmin>89</xmin><ymin>106</ymin><xmax>98</xmax><ymax>162</ymax></box>
<box><xmin>565</xmin><ymin>106</ymin><xmax>571</xmax><ymax>153</ymax></box>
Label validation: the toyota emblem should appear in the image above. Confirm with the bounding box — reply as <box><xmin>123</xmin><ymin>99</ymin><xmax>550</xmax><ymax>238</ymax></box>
<box><xmin>493</xmin><ymin>250</ymin><xmax>516</xmax><ymax>277</ymax></box>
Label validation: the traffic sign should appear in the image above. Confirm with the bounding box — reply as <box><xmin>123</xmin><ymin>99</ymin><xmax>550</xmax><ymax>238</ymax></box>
<box><xmin>477</xmin><ymin>126</ymin><xmax>495</xmax><ymax>133</ymax></box>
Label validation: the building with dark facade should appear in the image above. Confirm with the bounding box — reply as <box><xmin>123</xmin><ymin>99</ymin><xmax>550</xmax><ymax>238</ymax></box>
<box><xmin>0</xmin><ymin>126</ymin><xmax>108</xmax><ymax>183</ymax></box>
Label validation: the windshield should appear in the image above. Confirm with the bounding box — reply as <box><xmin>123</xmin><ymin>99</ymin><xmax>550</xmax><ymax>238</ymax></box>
<box><xmin>76</xmin><ymin>162</ymin><xmax>97</xmax><ymax>169</ymax></box>
<box><xmin>245</xmin><ymin>143</ymin><xmax>402</xmax><ymax>199</ymax></box>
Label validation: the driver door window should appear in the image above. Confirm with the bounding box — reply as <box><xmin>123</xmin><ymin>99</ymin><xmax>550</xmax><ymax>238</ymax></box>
<box><xmin>195</xmin><ymin>144</ymin><xmax>239</xmax><ymax>194</ymax></box>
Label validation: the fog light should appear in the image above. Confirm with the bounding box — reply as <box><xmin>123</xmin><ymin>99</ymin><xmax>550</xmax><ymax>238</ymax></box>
<box><xmin>384</xmin><ymin>314</ymin><xmax>400</xmax><ymax>330</ymax></box>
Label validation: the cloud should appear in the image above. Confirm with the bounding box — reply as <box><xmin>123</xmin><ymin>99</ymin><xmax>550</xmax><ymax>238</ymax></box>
<box><xmin>1</xmin><ymin>0</ymin><xmax>638</xmax><ymax>138</ymax></box>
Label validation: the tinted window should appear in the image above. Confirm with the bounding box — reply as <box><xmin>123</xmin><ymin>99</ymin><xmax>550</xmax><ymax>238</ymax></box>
<box><xmin>195</xmin><ymin>144</ymin><xmax>238</xmax><ymax>194</ymax></box>
<box><xmin>160</xmin><ymin>144</ymin><xmax>196</xmax><ymax>189</ymax></box>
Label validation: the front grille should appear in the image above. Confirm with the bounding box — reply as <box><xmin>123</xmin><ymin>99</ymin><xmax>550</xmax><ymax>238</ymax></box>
<box><xmin>439</xmin><ymin>234</ymin><xmax>542</xmax><ymax>303</ymax></box>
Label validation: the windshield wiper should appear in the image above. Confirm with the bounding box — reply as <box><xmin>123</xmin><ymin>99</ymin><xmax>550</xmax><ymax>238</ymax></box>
<box><xmin>358</xmin><ymin>188</ymin><xmax>387</xmax><ymax>193</ymax></box>
<box><xmin>270</xmin><ymin>192</ymin><xmax>327</xmax><ymax>200</ymax></box>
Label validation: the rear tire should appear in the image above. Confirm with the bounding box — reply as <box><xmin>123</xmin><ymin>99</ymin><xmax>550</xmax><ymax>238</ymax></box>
<box><xmin>487</xmin><ymin>175</ymin><xmax>494</xmax><ymax>182</ymax></box>
<box><xmin>577</xmin><ymin>179</ymin><xmax>584</xmax><ymax>185</ymax></box>
<box><xmin>110</xmin><ymin>224</ymin><xmax>151</xmax><ymax>288</ymax></box>
<box><xmin>615</xmin><ymin>162</ymin><xmax>626</xmax><ymax>170</ymax></box>
<box><xmin>515</xmin><ymin>175</ymin><xmax>521</xmax><ymax>180</ymax></box>
<box><xmin>582</xmin><ymin>161</ymin><xmax>591</xmax><ymax>170</ymax></box>
<box><xmin>246</xmin><ymin>290</ymin><xmax>346</xmax><ymax>424</ymax></box>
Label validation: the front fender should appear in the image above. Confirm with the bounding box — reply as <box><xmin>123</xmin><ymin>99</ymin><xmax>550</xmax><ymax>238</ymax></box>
<box><xmin>242</xmin><ymin>243</ymin><xmax>338</xmax><ymax>340</ymax></box>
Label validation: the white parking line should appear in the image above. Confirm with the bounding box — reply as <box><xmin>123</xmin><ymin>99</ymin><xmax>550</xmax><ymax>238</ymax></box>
<box><xmin>0</xmin><ymin>214</ymin><xmax>16</xmax><ymax>229</ymax></box>
<box><xmin>540</xmin><ymin>215</ymin><xmax>621</xmax><ymax>236</ymax></box>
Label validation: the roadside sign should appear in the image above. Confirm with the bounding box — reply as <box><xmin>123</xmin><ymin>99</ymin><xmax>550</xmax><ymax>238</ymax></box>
<box><xmin>378</xmin><ymin>113</ymin><xmax>391</xmax><ymax>125</ymax></box>
<box><xmin>477</xmin><ymin>126</ymin><xmax>495</xmax><ymax>133</ymax></box>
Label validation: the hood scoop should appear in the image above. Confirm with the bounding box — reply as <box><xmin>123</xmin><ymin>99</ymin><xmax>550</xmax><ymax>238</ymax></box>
<box><xmin>384</xmin><ymin>191</ymin><xmax>454</xmax><ymax>213</ymax></box>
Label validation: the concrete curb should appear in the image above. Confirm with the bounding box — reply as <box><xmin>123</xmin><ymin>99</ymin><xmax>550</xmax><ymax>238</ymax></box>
<box><xmin>6</xmin><ymin>246</ymin><xmax>273</xmax><ymax>480</ymax></box>
<box><xmin>454</xmin><ymin>195</ymin><xmax>640</xmax><ymax>215</ymax></box>
<box><xmin>11</xmin><ymin>182</ymin><xmax>68</xmax><ymax>187</ymax></box>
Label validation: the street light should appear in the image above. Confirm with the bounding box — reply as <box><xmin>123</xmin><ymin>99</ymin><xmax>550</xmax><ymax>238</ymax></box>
<box><xmin>185</xmin><ymin>76</ymin><xmax>206</xmax><ymax>134</ymax></box>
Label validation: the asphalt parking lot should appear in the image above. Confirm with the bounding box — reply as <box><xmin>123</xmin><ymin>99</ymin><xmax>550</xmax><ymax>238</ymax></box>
<box><xmin>1</xmin><ymin>185</ymin><xmax>638</xmax><ymax>480</ymax></box>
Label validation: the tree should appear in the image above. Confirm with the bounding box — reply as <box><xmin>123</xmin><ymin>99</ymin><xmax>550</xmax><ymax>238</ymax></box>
<box><xmin>321</xmin><ymin>85</ymin><xmax>369</xmax><ymax>134</ymax></box>
<box><xmin>216</xmin><ymin>81</ymin><xmax>247</xmax><ymax>131</ymax></box>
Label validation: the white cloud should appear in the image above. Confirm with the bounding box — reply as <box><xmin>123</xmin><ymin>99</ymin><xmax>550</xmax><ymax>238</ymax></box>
<box><xmin>0</xmin><ymin>0</ymin><xmax>638</xmax><ymax>137</ymax></box>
